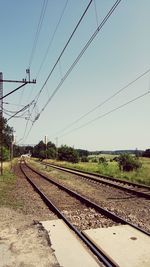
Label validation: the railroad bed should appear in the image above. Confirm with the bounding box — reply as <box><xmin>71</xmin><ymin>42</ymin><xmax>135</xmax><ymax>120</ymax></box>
<box><xmin>29</xmin><ymin>159</ymin><xmax>150</xmax><ymax>233</ymax></box>
<box><xmin>42</xmin><ymin>162</ymin><xmax>150</xmax><ymax>199</ymax></box>
<box><xmin>20</xmin><ymin>161</ymin><xmax>150</xmax><ymax>267</ymax></box>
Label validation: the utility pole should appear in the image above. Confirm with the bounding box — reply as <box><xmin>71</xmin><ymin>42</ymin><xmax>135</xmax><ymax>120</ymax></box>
<box><xmin>44</xmin><ymin>135</ymin><xmax>48</xmax><ymax>161</ymax></box>
<box><xmin>10</xmin><ymin>132</ymin><xmax>16</xmax><ymax>170</ymax></box>
<box><xmin>0</xmin><ymin>69</ymin><xmax>36</xmax><ymax>100</ymax></box>
<box><xmin>0</xmin><ymin>72</ymin><xmax>3</xmax><ymax>175</ymax></box>
<box><xmin>0</xmin><ymin>69</ymin><xmax>36</xmax><ymax>175</ymax></box>
<box><xmin>56</xmin><ymin>137</ymin><xmax>58</xmax><ymax>160</ymax></box>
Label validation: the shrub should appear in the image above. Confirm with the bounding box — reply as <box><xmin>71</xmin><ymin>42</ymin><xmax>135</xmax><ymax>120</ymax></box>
<box><xmin>58</xmin><ymin>145</ymin><xmax>79</xmax><ymax>163</ymax></box>
<box><xmin>80</xmin><ymin>156</ymin><xmax>89</xmax><ymax>162</ymax></box>
<box><xmin>91</xmin><ymin>158</ymin><xmax>98</xmax><ymax>163</ymax></box>
<box><xmin>117</xmin><ymin>153</ymin><xmax>142</xmax><ymax>172</ymax></box>
<box><xmin>98</xmin><ymin>157</ymin><xmax>107</xmax><ymax>164</ymax></box>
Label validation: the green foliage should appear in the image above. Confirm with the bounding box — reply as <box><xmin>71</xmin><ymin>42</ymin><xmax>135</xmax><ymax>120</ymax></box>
<box><xmin>142</xmin><ymin>149</ymin><xmax>150</xmax><ymax>158</ymax></box>
<box><xmin>98</xmin><ymin>157</ymin><xmax>107</xmax><ymax>164</ymax></box>
<box><xmin>2</xmin><ymin>147</ymin><xmax>9</xmax><ymax>161</ymax></box>
<box><xmin>58</xmin><ymin>145</ymin><xmax>79</xmax><ymax>163</ymax></box>
<box><xmin>32</xmin><ymin>141</ymin><xmax>57</xmax><ymax>159</ymax></box>
<box><xmin>91</xmin><ymin>157</ymin><xmax>98</xmax><ymax>163</ymax></box>
<box><xmin>76</xmin><ymin>149</ymin><xmax>89</xmax><ymax>157</ymax></box>
<box><xmin>14</xmin><ymin>145</ymin><xmax>33</xmax><ymax>157</ymax></box>
<box><xmin>80</xmin><ymin>156</ymin><xmax>89</xmax><ymax>162</ymax></box>
<box><xmin>2</xmin><ymin>118</ymin><xmax>13</xmax><ymax>148</ymax></box>
<box><xmin>117</xmin><ymin>153</ymin><xmax>142</xmax><ymax>172</ymax></box>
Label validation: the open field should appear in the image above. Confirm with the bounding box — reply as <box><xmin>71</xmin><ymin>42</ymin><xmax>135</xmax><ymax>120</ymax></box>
<box><xmin>42</xmin><ymin>156</ymin><xmax>150</xmax><ymax>186</ymax></box>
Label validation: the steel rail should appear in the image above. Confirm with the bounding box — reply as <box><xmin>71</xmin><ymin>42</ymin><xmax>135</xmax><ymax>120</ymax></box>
<box><xmin>20</xmin><ymin>162</ymin><xmax>118</xmax><ymax>267</ymax></box>
<box><xmin>42</xmin><ymin>162</ymin><xmax>150</xmax><ymax>199</ymax></box>
<box><xmin>24</xmin><ymin>161</ymin><xmax>149</xmax><ymax>236</ymax></box>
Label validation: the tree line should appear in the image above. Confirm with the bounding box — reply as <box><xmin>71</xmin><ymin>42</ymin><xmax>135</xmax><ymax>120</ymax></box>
<box><xmin>1</xmin><ymin>118</ymin><xmax>150</xmax><ymax>164</ymax></box>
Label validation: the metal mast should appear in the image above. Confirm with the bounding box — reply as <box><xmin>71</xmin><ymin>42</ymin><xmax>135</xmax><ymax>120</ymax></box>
<box><xmin>0</xmin><ymin>72</ymin><xmax>3</xmax><ymax>175</ymax></box>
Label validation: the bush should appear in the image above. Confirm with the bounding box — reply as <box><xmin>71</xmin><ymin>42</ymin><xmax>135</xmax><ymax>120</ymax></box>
<box><xmin>91</xmin><ymin>158</ymin><xmax>98</xmax><ymax>163</ymax></box>
<box><xmin>80</xmin><ymin>156</ymin><xmax>89</xmax><ymax>162</ymax></box>
<box><xmin>58</xmin><ymin>145</ymin><xmax>79</xmax><ymax>163</ymax></box>
<box><xmin>98</xmin><ymin>157</ymin><xmax>107</xmax><ymax>164</ymax></box>
<box><xmin>0</xmin><ymin>147</ymin><xmax>9</xmax><ymax>161</ymax></box>
<box><xmin>117</xmin><ymin>153</ymin><xmax>142</xmax><ymax>172</ymax></box>
<box><xmin>142</xmin><ymin>149</ymin><xmax>150</xmax><ymax>158</ymax></box>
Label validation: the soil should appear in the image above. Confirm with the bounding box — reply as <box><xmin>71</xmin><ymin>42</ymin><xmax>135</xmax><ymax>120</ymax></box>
<box><xmin>0</xmin><ymin>163</ymin><xmax>59</xmax><ymax>267</ymax></box>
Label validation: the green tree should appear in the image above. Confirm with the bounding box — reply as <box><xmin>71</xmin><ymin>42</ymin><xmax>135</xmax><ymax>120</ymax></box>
<box><xmin>0</xmin><ymin>118</ymin><xmax>13</xmax><ymax>161</ymax></box>
<box><xmin>33</xmin><ymin>141</ymin><xmax>46</xmax><ymax>158</ymax></box>
<box><xmin>118</xmin><ymin>153</ymin><xmax>142</xmax><ymax>172</ymax></box>
<box><xmin>142</xmin><ymin>149</ymin><xmax>150</xmax><ymax>158</ymax></box>
<box><xmin>32</xmin><ymin>140</ymin><xmax>56</xmax><ymax>160</ymax></box>
<box><xmin>2</xmin><ymin>118</ymin><xmax>13</xmax><ymax>148</ymax></box>
<box><xmin>58</xmin><ymin>145</ymin><xmax>79</xmax><ymax>163</ymax></box>
<box><xmin>47</xmin><ymin>141</ymin><xmax>57</xmax><ymax>159</ymax></box>
<box><xmin>80</xmin><ymin>156</ymin><xmax>89</xmax><ymax>162</ymax></box>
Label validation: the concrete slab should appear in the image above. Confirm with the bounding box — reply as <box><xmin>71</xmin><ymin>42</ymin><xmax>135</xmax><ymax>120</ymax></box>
<box><xmin>41</xmin><ymin>219</ymin><xmax>100</xmax><ymax>267</ymax></box>
<box><xmin>83</xmin><ymin>224</ymin><xmax>150</xmax><ymax>267</ymax></box>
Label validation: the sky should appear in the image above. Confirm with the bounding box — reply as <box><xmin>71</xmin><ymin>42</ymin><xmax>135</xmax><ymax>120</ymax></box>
<box><xmin>0</xmin><ymin>0</ymin><xmax>150</xmax><ymax>151</ymax></box>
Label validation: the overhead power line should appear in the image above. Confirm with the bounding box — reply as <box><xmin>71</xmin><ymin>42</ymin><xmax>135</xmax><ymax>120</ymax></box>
<box><xmin>7</xmin><ymin>100</ymin><xmax>34</xmax><ymax>121</ymax></box>
<box><xmin>33</xmin><ymin>0</ymin><xmax>94</xmax><ymax>105</ymax></box>
<box><xmin>22</xmin><ymin>0</ymin><xmax>94</xmax><ymax>141</ymax></box>
<box><xmin>36</xmin><ymin>0</ymin><xmax>122</xmax><ymax>120</ymax></box>
<box><xmin>54</xmin><ymin>68</ymin><xmax>150</xmax><ymax>136</ymax></box>
<box><xmin>28</xmin><ymin>0</ymin><xmax>48</xmax><ymax>68</ymax></box>
<box><xmin>36</xmin><ymin>0</ymin><xmax>69</xmax><ymax>79</ymax></box>
<box><xmin>17</xmin><ymin>0</ymin><xmax>122</xmax><ymax>144</ymax></box>
<box><xmin>58</xmin><ymin>91</ymin><xmax>150</xmax><ymax>138</ymax></box>
<box><xmin>26</xmin><ymin>0</ymin><xmax>69</xmax><ymax>103</ymax></box>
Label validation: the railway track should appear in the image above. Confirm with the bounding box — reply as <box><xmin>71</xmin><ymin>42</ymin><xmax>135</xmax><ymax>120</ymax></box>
<box><xmin>42</xmin><ymin>162</ymin><xmax>150</xmax><ymax>199</ymax></box>
<box><xmin>20</xmin><ymin>161</ymin><xmax>149</xmax><ymax>267</ymax></box>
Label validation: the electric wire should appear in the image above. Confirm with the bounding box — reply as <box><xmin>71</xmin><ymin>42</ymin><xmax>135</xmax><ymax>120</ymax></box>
<box><xmin>22</xmin><ymin>0</ymin><xmax>94</xmax><ymax>140</ymax></box>
<box><xmin>7</xmin><ymin>101</ymin><xmax>35</xmax><ymax>121</ymax></box>
<box><xmin>26</xmin><ymin>0</ymin><xmax>69</xmax><ymax>103</ymax></box>
<box><xmin>32</xmin><ymin>0</ymin><xmax>94</xmax><ymax>106</ymax></box>
<box><xmin>54</xmin><ymin>68</ymin><xmax>150</xmax><ymax>136</ymax></box>
<box><xmin>36</xmin><ymin>0</ymin><xmax>69</xmax><ymax>79</ymax></box>
<box><xmin>28</xmin><ymin>0</ymin><xmax>48</xmax><ymax>68</ymax></box>
<box><xmin>36</xmin><ymin>0</ymin><xmax>122</xmax><ymax>120</ymax></box>
<box><xmin>58</xmin><ymin>91</ymin><xmax>150</xmax><ymax>138</ymax></box>
<box><xmin>17</xmin><ymin>0</ymin><xmax>122</xmax><ymax>144</ymax></box>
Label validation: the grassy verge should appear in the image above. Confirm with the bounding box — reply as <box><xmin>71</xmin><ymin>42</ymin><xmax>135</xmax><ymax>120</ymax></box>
<box><xmin>0</xmin><ymin>161</ymin><xmax>23</xmax><ymax>209</ymax></box>
<box><xmin>36</xmin><ymin>157</ymin><xmax>150</xmax><ymax>186</ymax></box>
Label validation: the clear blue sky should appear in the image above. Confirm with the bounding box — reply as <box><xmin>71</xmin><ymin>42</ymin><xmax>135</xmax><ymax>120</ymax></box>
<box><xmin>1</xmin><ymin>0</ymin><xmax>150</xmax><ymax>151</ymax></box>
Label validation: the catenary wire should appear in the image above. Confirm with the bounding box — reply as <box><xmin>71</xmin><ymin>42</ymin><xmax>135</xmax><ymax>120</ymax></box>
<box><xmin>58</xmin><ymin>91</ymin><xmax>150</xmax><ymax>138</ymax></box>
<box><xmin>36</xmin><ymin>0</ymin><xmax>69</xmax><ymax>79</ymax></box>
<box><xmin>54</xmin><ymin>68</ymin><xmax>150</xmax><ymax>136</ymax></box>
<box><xmin>36</xmin><ymin>0</ymin><xmax>122</xmax><ymax>120</ymax></box>
<box><xmin>22</xmin><ymin>0</ymin><xmax>94</xmax><ymax>139</ymax></box>
<box><xmin>26</xmin><ymin>0</ymin><xmax>69</xmax><ymax>103</ymax></box>
<box><xmin>28</xmin><ymin>0</ymin><xmax>48</xmax><ymax>68</ymax></box>
<box><xmin>31</xmin><ymin>0</ymin><xmax>94</xmax><ymax>106</ymax></box>
<box><xmin>17</xmin><ymin>0</ymin><xmax>122</xmax><ymax>144</ymax></box>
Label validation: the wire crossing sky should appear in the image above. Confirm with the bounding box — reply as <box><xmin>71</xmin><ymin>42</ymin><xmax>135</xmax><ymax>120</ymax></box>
<box><xmin>1</xmin><ymin>0</ymin><xmax>150</xmax><ymax>150</ymax></box>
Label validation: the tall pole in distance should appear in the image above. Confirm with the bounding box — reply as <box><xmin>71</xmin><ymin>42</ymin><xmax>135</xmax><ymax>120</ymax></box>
<box><xmin>0</xmin><ymin>73</ymin><xmax>3</xmax><ymax>175</ymax></box>
<box><xmin>44</xmin><ymin>135</ymin><xmax>47</xmax><ymax>161</ymax></box>
<box><xmin>10</xmin><ymin>132</ymin><xmax>15</xmax><ymax>170</ymax></box>
<box><xmin>56</xmin><ymin>137</ymin><xmax>58</xmax><ymax>160</ymax></box>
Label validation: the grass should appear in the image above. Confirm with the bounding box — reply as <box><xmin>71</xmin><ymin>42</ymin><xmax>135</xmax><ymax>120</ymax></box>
<box><xmin>0</xmin><ymin>160</ymin><xmax>24</xmax><ymax>209</ymax></box>
<box><xmin>41</xmin><ymin>156</ymin><xmax>150</xmax><ymax>186</ymax></box>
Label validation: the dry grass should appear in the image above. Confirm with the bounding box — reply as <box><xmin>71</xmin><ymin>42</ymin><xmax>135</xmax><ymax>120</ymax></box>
<box><xmin>40</xmin><ymin>157</ymin><xmax>150</xmax><ymax>186</ymax></box>
<box><xmin>0</xmin><ymin>160</ymin><xmax>23</xmax><ymax>208</ymax></box>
